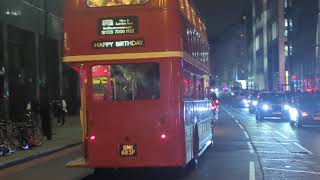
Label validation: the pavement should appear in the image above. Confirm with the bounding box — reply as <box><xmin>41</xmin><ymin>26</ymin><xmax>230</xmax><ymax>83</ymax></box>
<box><xmin>0</xmin><ymin>115</ymin><xmax>82</xmax><ymax>170</ymax></box>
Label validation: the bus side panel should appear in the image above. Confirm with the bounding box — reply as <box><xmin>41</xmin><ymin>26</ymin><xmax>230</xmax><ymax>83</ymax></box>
<box><xmin>184</xmin><ymin>101</ymin><xmax>194</xmax><ymax>164</ymax></box>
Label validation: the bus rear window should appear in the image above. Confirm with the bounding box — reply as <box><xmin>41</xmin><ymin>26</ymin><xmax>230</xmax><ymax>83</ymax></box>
<box><xmin>87</xmin><ymin>0</ymin><xmax>149</xmax><ymax>7</ymax></box>
<box><xmin>92</xmin><ymin>63</ymin><xmax>160</xmax><ymax>101</ymax></box>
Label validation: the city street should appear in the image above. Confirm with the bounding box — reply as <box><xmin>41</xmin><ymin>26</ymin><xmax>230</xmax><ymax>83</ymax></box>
<box><xmin>1</xmin><ymin>97</ymin><xmax>320</xmax><ymax>180</ymax></box>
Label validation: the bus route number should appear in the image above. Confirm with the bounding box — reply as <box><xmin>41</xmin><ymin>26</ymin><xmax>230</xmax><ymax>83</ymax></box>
<box><xmin>120</xmin><ymin>144</ymin><xmax>137</xmax><ymax>156</ymax></box>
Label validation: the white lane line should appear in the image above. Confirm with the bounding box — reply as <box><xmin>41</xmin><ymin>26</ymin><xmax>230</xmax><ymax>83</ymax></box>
<box><xmin>294</xmin><ymin>142</ymin><xmax>313</xmax><ymax>155</ymax></box>
<box><xmin>274</xmin><ymin>131</ymin><xmax>288</xmax><ymax>139</ymax></box>
<box><xmin>235</xmin><ymin>119</ymin><xmax>240</xmax><ymax>124</ymax></box>
<box><xmin>221</xmin><ymin>106</ymin><xmax>235</xmax><ymax>119</ymax></box>
<box><xmin>262</xmin><ymin>124</ymin><xmax>271</xmax><ymax>129</ymax></box>
<box><xmin>243</xmin><ymin>131</ymin><xmax>250</xmax><ymax>139</ymax></box>
<box><xmin>264</xmin><ymin>167</ymin><xmax>320</xmax><ymax>175</ymax></box>
<box><xmin>252</xmin><ymin>141</ymin><xmax>290</xmax><ymax>145</ymax></box>
<box><xmin>247</xmin><ymin>142</ymin><xmax>254</xmax><ymax>153</ymax></box>
<box><xmin>250</xmin><ymin>136</ymin><xmax>279</xmax><ymax>139</ymax></box>
<box><xmin>263</xmin><ymin>159</ymin><xmax>317</xmax><ymax>164</ymax></box>
<box><xmin>249</xmin><ymin>161</ymin><xmax>255</xmax><ymax>180</ymax></box>
<box><xmin>226</xmin><ymin>105</ymin><xmax>253</xmax><ymax>119</ymax></box>
<box><xmin>239</xmin><ymin>124</ymin><xmax>245</xmax><ymax>130</ymax></box>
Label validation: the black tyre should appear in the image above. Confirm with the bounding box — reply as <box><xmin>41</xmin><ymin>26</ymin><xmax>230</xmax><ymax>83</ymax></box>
<box><xmin>256</xmin><ymin>114</ymin><xmax>261</xmax><ymax>121</ymax></box>
<box><xmin>290</xmin><ymin>121</ymin><xmax>295</xmax><ymax>127</ymax></box>
<box><xmin>295</xmin><ymin>121</ymin><xmax>302</xmax><ymax>128</ymax></box>
<box><xmin>189</xmin><ymin>127</ymin><xmax>199</xmax><ymax>170</ymax></box>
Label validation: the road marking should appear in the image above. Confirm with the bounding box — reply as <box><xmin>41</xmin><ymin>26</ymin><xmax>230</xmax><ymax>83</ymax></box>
<box><xmin>239</xmin><ymin>124</ymin><xmax>245</xmax><ymax>130</ymax></box>
<box><xmin>274</xmin><ymin>131</ymin><xmax>288</xmax><ymax>139</ymax></box>
<box><xmin>263</xmin><ymin>159</ymin><xmax>317</xmax><ymax>164</ymax></box>
<box><xmin>262</xmin><ymin>124</ymin><xmax>271</xmax><ymax>129</ymax></box>
<box><xmin>264</xmin><ymin>167</ymin><xmax>320</xmax><ymax>175</ymax></box>
<box><xmin>252</xmin><ymin>141</ymin><xmax>290</xmax><ymax>145</ymax></box>
<box><xmin>294</xmin><ymin>142</ymin><xmax>313</xmax><ymax>155</ymax></box>
<box><xmin>250</xmin><ymin>136</ymin><xmax>279</xmax><ymax>139</ymax></box>
<box><xmin>226</xmin><ymin>105</ymin><xmax>252</xmax><ymax>119</ymax></box>
<box><xmin>247</xmin><ymin>142</ymin><xmax>254</xmax><ymax>153</ymax></box>
<box><xmin>235</xmin><ymin>119</ymin><xmax>240</xmax><ymax>124</ymax></box>
<box><xmin>243</xmin><ymin>131</ymin><xmax>250</xmax><ymax>139</ymax></box>
<box><xmin>249</xmin><ymin>161</ymin><xmax>255</xmax><ymax>180</ymax></box>
<box><xmin>221</xmin><ymin>106</ymin><xmax>235</xmax><ymax>119</ymax></box>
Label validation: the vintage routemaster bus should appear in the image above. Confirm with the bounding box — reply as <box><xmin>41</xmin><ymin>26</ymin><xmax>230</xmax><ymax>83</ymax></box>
<box><xmin>65</xmin><ymin>0</ymin><xmax>214</xmax><ymax>169</ymax></box>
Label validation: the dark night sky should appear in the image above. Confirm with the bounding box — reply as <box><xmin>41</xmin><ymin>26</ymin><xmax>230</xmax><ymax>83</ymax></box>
<box><xmin>194</xmin><ymin>0</ymin><xmax>250</xmax><ymax>41</ymax></box>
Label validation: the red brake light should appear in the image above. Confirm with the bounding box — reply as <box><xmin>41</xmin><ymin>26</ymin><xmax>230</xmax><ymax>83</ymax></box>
<box><xmin>210</xmin><ymin>104</ymin><xmax>216</xmax><ymax>112</ymax></box>
<box><xmin>90</xmin><ymin>136</ymin><xmax>96</xmax><ymax>141</ymax></box>
<box><xmin>161</xmin><ymin>134</ymin><xmax>166</xmax><ymax>139</ymax></box>
<box><xmin>215</xmin><ymin>99</ymin><xmax>219</xmax><ymax>105</ymax></box>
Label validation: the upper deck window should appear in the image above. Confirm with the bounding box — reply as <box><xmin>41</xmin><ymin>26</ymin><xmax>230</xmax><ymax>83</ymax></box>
<box><xmin>87</xmin><ymin>0</ymin><xmax>149</xmax><ymax>7</ymax></box>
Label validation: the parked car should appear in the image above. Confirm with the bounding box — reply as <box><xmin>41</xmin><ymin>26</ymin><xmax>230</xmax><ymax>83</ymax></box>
<box><xmin>289</xmin><ymin>93</ymin><xmax>320</xmax><ymax>127</ymax></box>
<box><xmin>256</xmin><ymin>92</ymin><xmax>291</xmax><ymax>121</ymax></box>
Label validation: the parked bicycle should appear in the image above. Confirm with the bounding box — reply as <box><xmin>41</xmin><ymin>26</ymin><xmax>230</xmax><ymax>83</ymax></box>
<box><xmin>0</xmin><ymin>120</ymin><xmax>17</xmax><ymax>156</ymax></box>
<box><xmin>12</xmin><ymin>111</ymin><xmax>43</xmax><ymax>149</ymax></box>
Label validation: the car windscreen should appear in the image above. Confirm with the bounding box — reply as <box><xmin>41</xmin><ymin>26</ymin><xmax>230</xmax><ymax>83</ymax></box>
<box><xmin>260</xmin><ymin>94</ymin><xmax>285</xmax><ymax>104</ymax></box>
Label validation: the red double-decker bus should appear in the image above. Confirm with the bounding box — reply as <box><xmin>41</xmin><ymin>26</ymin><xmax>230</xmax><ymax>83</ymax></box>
<box><xmin>65</xmin><ymin>0</ymin><xmax>214</xmax><ymax>169</ymax></box>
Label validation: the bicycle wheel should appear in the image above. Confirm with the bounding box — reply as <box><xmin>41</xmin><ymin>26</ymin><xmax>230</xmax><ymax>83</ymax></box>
<box><xmin>8</xmin><ymin>124</ymin><xmax>27</xmax><ymax>150</ymax></box>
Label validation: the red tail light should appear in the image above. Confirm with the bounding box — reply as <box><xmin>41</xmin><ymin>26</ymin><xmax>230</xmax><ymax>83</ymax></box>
<box><xmin>210</xmin><ymin>104</ymin><xmax>216</xmax><ymax>112</ymax></box>
<box><xmin>90</xmin><ymin>135</ymin><xmax>96</xmax><ymax>141</ymax></box>
<box><xmin>161</xmin><ymin>134</ymin><xmax>167</xmax><ymax>139</ymax></box>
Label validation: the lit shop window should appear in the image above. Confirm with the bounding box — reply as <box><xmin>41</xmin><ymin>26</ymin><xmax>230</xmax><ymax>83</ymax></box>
<box><xmin>87</xmin><ymin>0</ymin><xmax>149</xmax><ymax>7</ymax></box>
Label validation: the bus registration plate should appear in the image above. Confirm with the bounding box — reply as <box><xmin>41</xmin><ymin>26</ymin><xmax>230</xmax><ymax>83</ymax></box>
<box><xmin>120</xmin><ymin>144</ymin><xmax>137</xmax><ymax>156</ymax></box>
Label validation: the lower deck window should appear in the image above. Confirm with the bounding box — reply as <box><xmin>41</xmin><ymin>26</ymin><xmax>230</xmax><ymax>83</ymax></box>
<box><xmin>92</xmin><ymin>63</ymin><xmax>160</xmax><ymax>101</ymax></box>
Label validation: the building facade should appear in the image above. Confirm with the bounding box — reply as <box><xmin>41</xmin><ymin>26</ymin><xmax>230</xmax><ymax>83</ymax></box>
<box><xmin>0</xmin><ymin>0</ymin><xmax>78</xmax><ymax>121</ymax></box>
<box><xmin>288</xmin><ymin>0</ymin><xmax>319</xmax><ymax>91</ymax></box>
<box><xmin>251</xmin><ymin>0</ymin><xmax>320</xmax><ymax>91</ymax></box>
<box><xmin>212</xmin><ymin>15</ymin><xmax>251</xmax><ymax>89</ymax></box>
<box><xmin>251</xmin><ymin>0</ymin><xmax>286</xmax><ymax>90</ymax></box>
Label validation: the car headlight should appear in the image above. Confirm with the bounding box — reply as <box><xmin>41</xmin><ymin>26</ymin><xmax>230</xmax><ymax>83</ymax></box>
<box><xmin>301</xmin><ymin>112</ymin><xmax>309</xmax><ymax>117</ymax></box>
<box><xmin>242</xmin><ymin>99</ymin><xmax>249</xmax><ymax>104</ymax></box>
<box><xmin>289</xmin><ymin>108</ymin><xmax>298</xmax><ymax>121</ymax></box>
<box><xmin>284</xmin><ymin>104</ymin><xmax>291</xmax><ymax>110</ymax></box>
<box><xmin>252</xmin><ymin>101</ymin><xmax>258</xmax><ymax>106</ymax></box>
<box><xmin>252</xmin><ymin>100</ymin><xmax>258</xmax><ymax>106</ymax></box>
<box><xmin>262</xmin><ymin>104</ymin><xmax>270</xmax><ymax>111</ymax></box>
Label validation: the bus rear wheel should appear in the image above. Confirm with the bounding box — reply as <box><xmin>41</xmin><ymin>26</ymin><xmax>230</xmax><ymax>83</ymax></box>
<box><xmin>189</xmin><ymin>128</ymin><xmax>199</xmax><ymax>170</ymax></box>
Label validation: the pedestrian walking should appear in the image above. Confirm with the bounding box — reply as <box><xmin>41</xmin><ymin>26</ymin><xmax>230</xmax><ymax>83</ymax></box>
<box><xmin>40</xmin><ymin>88</ymin><xmax>52</xmax><ymax>140</ymax></box>
<box><xmin>61</xmin><ymin>97</ymin><xmax>68</xmax><ymax>126</ymax></box>
<box><xmin>56</xmin><ymin>97</ymin><xmax>67</xmax><ymax>126</ymax></box>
